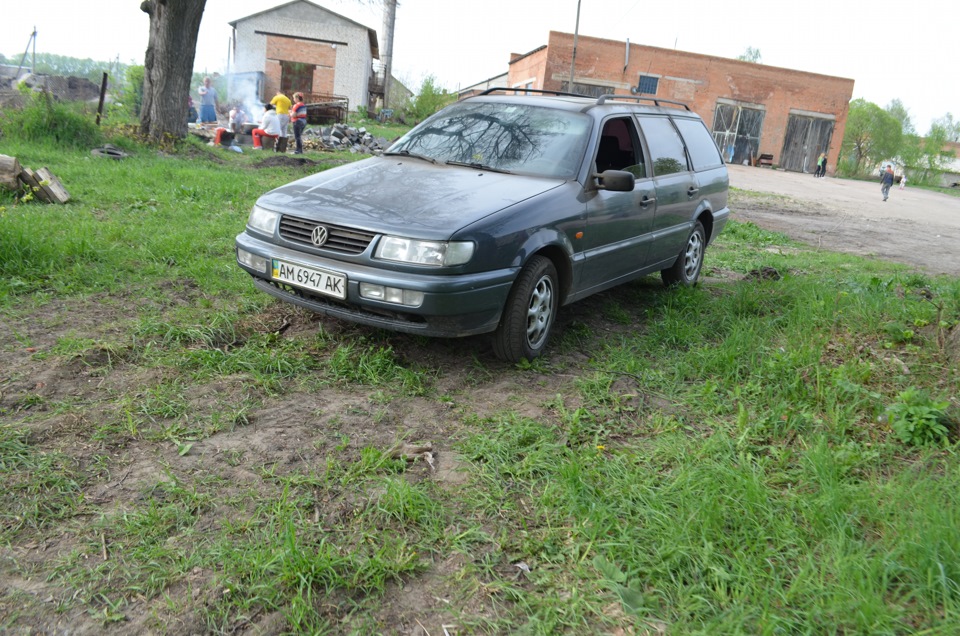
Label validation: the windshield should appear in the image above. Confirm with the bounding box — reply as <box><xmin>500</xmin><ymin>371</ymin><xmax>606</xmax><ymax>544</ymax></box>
<box><xmin>388</xmin><ymin>102</ymin><xmax>591</xmax><ymax>178</ymax></box>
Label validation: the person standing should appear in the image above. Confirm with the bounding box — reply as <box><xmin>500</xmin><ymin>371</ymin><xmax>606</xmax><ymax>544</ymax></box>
<box><xmin>815</xmin><ymin>152</ymin><xmax>826</xmax><ymax>178</ymax></box>
<box><xmin>290</xmin><ymin>92</ymin><xmax>308</xmax><ymax>155</ymax></box>
<box><xmin>198</xmin><ymin>76</ymin><xmax>219</xmax><ymax>124</ymax></box>
<box><xmin>880</xmin><ymin>165</ymin><xmax>895</xmax><ymax>201</ymax></box>
<box><xmin>899</xmin><ymin>173</ymin><xmax>908</xmax><ymax>190</ymax></box>
<box><xmin>251</xmin><ymin>104</ymin><xmax>282</xmax><ymax>149</ymax></box>
<box><xmin>270</xmin><ymin>90</ymin><xmax>292</xmax><ymax>139</ymax></box>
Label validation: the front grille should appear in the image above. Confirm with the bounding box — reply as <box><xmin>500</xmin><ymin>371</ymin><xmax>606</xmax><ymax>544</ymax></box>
<box><xmin>279</xmin><ymin>215</ymin><xmax>376</xmax><ymax>254</ymax></box>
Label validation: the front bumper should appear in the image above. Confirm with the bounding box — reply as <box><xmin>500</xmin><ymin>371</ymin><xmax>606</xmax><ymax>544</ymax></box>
<box><xmin>235</xmin><ymin>232</ymin><xmax>517</xmax><ymax>337</ymax></box>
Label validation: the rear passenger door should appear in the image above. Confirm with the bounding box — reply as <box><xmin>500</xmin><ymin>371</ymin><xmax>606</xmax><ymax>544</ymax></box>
<box><xmin>636</xmin><ymin>116</ymin><xmax>698</xmax><ymax>267</ymax></box>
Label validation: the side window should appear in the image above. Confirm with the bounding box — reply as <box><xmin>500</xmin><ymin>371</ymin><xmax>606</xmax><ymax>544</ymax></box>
<box><xmin>637</xmin><ymin>116</ymin><xmax>689</xmax><ymax>176</ymax></box>
<box><xmin>595</xmin><ymin>117</ymin><xmax>647</xmax><ymax>179</ymax></box>
<box><xmin>674</xmin><ymin>117</ymin><xmax>724</xmax><ymax>171</ymax></box>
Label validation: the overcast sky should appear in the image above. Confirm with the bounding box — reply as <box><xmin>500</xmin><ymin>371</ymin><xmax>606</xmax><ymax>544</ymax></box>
<box><xmin>3</xmin><ymin>0</ymin><xmax>956</xmax><ymax>134</ymax></box>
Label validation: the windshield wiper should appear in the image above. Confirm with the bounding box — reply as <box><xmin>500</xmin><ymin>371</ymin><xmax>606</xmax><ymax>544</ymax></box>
<box><xmin>383</xmin><ymin>149</ymin><xmax>437</xmax><ymax>164</ymax></box>
<box><xmin>444</xmin><ymin>160</ymin><xmax>513</xmax><ymax>174</ymax></box>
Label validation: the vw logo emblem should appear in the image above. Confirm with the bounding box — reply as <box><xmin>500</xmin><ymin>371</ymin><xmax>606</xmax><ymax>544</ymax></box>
<box><xmin>311</xmin><ymin>225</ymin><xmax>329</xmax><ymax>247</ymax></box>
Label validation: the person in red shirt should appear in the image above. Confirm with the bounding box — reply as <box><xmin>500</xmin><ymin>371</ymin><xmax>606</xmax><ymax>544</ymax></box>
<box><xmin>291</xmin><ymin>92</ymin><xmax>308</xmax><ymax>154</ymax></box>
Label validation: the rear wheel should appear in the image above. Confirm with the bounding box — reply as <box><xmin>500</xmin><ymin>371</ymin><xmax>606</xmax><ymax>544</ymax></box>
<box><xmin>661</xmin><ymin>221</ymin><xmax>706</xmax><ymax>286</ymax></box>
<box><xmin>492</xmin><ymin>255</ymin><xmax>558</xmax><ymax>362</ymax></box>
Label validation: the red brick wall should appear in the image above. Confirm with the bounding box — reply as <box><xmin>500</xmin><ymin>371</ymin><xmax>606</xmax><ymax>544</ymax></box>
<box><xmin>508</xmin><ymin>48</ymin><xmax>548</xmax><ymax>90</ymax></box>
<box><xmin>264</xmin><ymin>35</ymin><xmax>338</xmax><ymax>98</ymax></box>
<box><xmin>511</xmin><ymin>32</ymin><xmax>854</xmax><ymax>173</ymax></box>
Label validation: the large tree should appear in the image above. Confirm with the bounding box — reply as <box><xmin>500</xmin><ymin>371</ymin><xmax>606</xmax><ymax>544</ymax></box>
<box><xmin>840</xmin><ymin>98</ymin><xmax>902</xmax><ymax>174</ymax></box>
<box><xmin>885</xmin><ymin>99</ymin><xmax>914</xmax><ymax>135</ymax></box>
<box><xmin>139</xmin><ymin>0</ymin><xmax>206</xmax><ymax>141</ymax></box>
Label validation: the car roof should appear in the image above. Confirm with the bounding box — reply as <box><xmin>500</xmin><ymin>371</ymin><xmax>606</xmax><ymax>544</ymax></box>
<box><xmin>462</xmin><ymin>88</ymin><xmax>701</xmax><ymax>120</ymax></box>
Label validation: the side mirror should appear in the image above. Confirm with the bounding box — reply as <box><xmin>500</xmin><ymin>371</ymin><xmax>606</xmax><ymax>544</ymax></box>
<box><xmin>594</xmin><ymin>170</ymin><xmax>635</xmax><ymax>192</ymax></box>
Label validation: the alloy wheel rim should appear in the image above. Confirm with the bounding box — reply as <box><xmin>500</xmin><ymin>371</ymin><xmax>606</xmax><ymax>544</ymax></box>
<box><xmin>684</xmin><ymin>232</ymin><xmax>703</xmax><ymax>278</ymax></box>
<box><xmin>526</xmin><ymin>276</ymin><xmax>554</xmax><ymax>347</ymax></box>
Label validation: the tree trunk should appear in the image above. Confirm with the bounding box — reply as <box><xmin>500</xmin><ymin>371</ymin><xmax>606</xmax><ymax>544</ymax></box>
<box><xmin>0</xmin><ymin>155</ymin><xmax>21</xmax><ymax>191</ymax></box>
<box><xmin>140</xmin><ymin>0</ymin><xmax>206</xmax><ymax>141</ymax></box>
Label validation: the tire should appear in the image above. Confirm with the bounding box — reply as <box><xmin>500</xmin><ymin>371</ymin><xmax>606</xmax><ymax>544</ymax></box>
<box><xmin>661</xmin><ymin>221</ymin><xmax>706</xmax><ymax>287</ymax></box>
<box><xmin>492</xmin><ymin>255</ymin><xmax>559</xmax><ymax>362</ymax></box>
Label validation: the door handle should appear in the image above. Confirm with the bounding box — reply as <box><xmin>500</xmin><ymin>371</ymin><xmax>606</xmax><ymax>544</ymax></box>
<box><xmin>687</xmin><ymin>186</ymin><xmax>700</xmax><ymax>196</ymax></box>
<box><xmin>640</xmin><ymin>195</ymin><xmax>656</xmax><ymax>208</ymax></box>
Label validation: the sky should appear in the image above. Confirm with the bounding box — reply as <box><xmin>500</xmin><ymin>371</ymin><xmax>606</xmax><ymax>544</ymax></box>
<box><xmin>2</xmin><ymin>0</ymin><xmax>956</xmax><ymax>134</ymax></box>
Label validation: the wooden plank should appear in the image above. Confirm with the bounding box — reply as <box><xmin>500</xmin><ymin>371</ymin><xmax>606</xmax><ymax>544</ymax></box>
<box><xmin>0</xmin><ymin>154</ymin><xmax>21</xmax><ymax>191</ymax></box>
<box><xmin>18</xmin><ymin>167</ymin><xmax>52</xmax><ymax>203</ymax></box>
<box><xmin>34</xmin><ymin>168</ymin><xmax>71</xmax><ymax>204</ymax></box>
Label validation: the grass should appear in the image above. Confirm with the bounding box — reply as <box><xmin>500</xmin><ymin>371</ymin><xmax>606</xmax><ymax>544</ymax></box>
<box><xmin>1</xmin><ymin>110</ymin><xmax>960</xmax><ymax>633</ymax></box>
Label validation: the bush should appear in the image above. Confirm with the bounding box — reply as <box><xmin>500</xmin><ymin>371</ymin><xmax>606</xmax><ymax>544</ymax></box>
<box><xmin>0</xmin><ymin>91</ymin><xmax>103</xmax><ymax>149</ymax></box>
<box><xmin>884</xmin><ymin>388</ymin><xmax>953</xmax><ymax>446</ymax></box>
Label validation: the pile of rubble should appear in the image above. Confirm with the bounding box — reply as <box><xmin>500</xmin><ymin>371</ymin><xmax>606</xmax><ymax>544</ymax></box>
<box><xmin>300</xmin><ymin>124</ymin><xmax>393</xmax><ymax>154</ymax></box>
<box><xmin>196</xmin><ymin>122</ymin><xmax>396</xmax><ymax>155</ymax></box>
<box><xmin>1</xmin><ymin>72</ymin><xmax>101</xmax><ymax>103</ymax></box>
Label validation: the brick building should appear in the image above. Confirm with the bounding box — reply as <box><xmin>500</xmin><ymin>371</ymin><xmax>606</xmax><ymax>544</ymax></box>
<box><xmin>228</xmin><ymin>0</ymin><xmax>383</xmax><ymax>113</ymax></box>
<box><xmin>503</xmin><ymin>32</ymin><xmax>855</xmax><ymax>175</ymax></box>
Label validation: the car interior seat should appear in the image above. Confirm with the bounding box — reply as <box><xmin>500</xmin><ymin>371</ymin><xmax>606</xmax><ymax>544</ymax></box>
<box><xmin>596</xmin><ymin>135</ymin><xmax>622</xmax><ymax>173</ymax></box>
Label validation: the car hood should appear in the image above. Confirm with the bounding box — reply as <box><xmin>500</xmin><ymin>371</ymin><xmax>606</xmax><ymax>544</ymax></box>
<box><xmin>256</xmin><ymin>156</ymin><xmax>566</xmax><ymax>238</ymax></box>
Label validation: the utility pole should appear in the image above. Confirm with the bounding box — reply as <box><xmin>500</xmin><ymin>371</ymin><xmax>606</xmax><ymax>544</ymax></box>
<box><xmin>16</xmin><ymin>28</ymin><xmax>37</xmax><ymax>79</ymax></box>
<box><xmin>381</xmin><ymin>0</ymin><xmax>396</xmax><ymax>111</ymax></box>
<box><xmin>568</xmin><ymin>0</ymin><xmax>581</xmax><ymax>93</ymax></box>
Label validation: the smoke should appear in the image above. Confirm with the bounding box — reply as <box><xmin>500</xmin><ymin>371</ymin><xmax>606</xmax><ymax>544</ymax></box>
<box><xmin>227</xmin><ymin>72</ymin><xmax>267</xmax><ymax>125</ymax></box>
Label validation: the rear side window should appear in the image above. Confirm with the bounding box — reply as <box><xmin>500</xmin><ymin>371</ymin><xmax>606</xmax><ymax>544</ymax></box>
<box><xmin>637</xmin><ymin>116</ymin><xmax>688</xmax><ymax>176</ymax></box>
<box><xmin>674</xmin><ymin>117</ymin><xmax>724</xmax><ymax>171</ymax></box>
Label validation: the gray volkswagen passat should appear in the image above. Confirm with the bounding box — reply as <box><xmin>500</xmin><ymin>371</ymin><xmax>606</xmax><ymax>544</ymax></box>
<box><xmin>235</xmin><ymin>89</ymin><xmax>729</xmax><ymax>362</ymax></box>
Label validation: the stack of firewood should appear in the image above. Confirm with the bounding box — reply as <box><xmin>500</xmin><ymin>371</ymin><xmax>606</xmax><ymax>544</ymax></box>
<box><xmin>0</xmin><ymin>154</ymin><xmax>71</xmax><ymax>204</ymax></box>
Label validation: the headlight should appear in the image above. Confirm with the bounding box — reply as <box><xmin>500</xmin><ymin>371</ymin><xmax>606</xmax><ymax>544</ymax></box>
<box><xmin>247</xmin><ymin>205</ymin><xmax>279</xmax><ymax>235</ymax></box>
<box><xmin>375</xmin><ymin>236</ymin><xmax>474</xmax><ymax>266</ymax></box>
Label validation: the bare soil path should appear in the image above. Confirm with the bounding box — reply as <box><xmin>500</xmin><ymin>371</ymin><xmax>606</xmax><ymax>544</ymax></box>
<box><xmin>728</xmin><ymin>164</ymin><xmax>960</xmax><ymax>276</ymax></box>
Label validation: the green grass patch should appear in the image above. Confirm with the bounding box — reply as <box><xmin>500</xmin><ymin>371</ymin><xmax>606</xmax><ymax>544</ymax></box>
<box><xmin>1</xmin><ymin>126</ymin><xmax>959</xmax><ymax>633</ymax></box>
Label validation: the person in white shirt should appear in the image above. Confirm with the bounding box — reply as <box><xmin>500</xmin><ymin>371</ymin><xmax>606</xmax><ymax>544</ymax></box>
<box><xmin>251</xmin><ymin>104</ymin><xmax>282</xmax><ymax>149</ymax></box>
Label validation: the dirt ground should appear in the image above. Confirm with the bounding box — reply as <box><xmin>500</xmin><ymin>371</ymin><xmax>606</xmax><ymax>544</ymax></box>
<box><xmin>727</xmin><ymin>164</ymin><xmax>960</xmax><ymax>276</ymax></box>
<box><xmin>1</xmin><ymin>166</ymin><xmax>959</xmax><ymax>634</ymax></box>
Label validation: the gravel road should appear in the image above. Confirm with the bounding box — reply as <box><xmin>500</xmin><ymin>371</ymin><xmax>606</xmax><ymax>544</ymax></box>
<box><xmin>728</xmin><ymin>164</ymin><xmax>960</xmax><ymax>276</ymax></box>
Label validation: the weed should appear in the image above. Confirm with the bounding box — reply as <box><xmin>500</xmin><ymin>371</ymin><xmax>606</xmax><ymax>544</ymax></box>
<box><xmin>884</xmin><ymin>387</ymin><xmax>953</xmax><ymax>446</ymax></box>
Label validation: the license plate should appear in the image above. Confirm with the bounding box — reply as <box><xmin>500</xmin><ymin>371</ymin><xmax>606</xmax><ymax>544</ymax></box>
<box><xmin>272</xmin><ymin>259</ymin><xmax>346</xmax><ymax>299</ymax></box>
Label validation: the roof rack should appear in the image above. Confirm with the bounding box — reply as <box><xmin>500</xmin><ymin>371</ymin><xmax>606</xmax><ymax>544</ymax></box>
<box><xmin>596</xmin><ymin>94</ymin><xmax>691</xmax><ymax>111</ymax></box>
<box><xmin>475</xmin><ymin>87</ymin><xmax>590</xmax><ymax>99</ymax></box>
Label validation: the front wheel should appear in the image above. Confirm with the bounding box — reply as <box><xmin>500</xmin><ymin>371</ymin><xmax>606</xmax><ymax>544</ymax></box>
<box><xmin>492</xmin><ymin>256</ymin><xmax>559</xmax><ymax>362</ymax></box>
<box><xmin>661</xmin><ymin>220</ymin><xmax>706</xmax><ymax>287</ymax></box>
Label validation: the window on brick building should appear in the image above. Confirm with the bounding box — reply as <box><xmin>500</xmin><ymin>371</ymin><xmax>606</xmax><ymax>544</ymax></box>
<box><xmin>637</xmin><ymin>75</ymin><xmax>659</xmax><ymax>95</ymax></box>
<box><xmin>281</xmin><ymin>61</ymin><xmax>315</xmax><ymax>95</ymax></box>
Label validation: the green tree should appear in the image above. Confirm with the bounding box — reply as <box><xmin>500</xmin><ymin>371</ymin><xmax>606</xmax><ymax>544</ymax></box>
<box><xmin>919</xmin><ymin>123</ymin><xmax>956</xmax><ymax>175</ymax></box>
<box><xmin>932</xmin><ymin>113</ymin><xmax>960</xmax><ymax>142</ymax></box>
<box><xmin>20</xmin><ymin>52</ymin><xmax>125</xmax><ymax>84</ymax></box>
<box><xmin>898</xmin><ymin>133</ymin><xmax>924</xmax><ymax>173</ymax></box>
<box><xmin>736</xmin><ymin>47</ymin><xmax>762</xmax><ymax>63</ymax></box>
<box><xmin>402</xmin><ymin>75</ymin><xmax>455</xmax><ymax>124</ymax></box>
<box><xmin>886</xmin><ymin>99</ymin><xmax>914</xmax><ymax>135</ymax></box>
<box><xmin>840</xmin><ymin>98</ymin><xmax>902</xmax><ymax>174</ymax></box>
<box><xmin>125</xmin><ymin>65</ymin><xmax>146</xmax><ymax>117</ymax></box>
